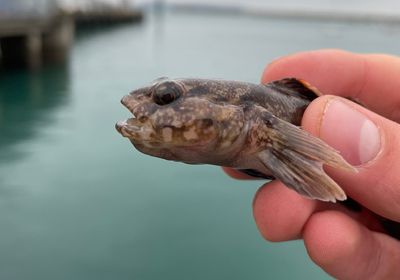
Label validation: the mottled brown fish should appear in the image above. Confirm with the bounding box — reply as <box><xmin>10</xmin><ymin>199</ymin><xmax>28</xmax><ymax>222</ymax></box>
<box><xmin>116</xmin><ymin>77</ymin><xmax>356</xmax><ymax>202</ymax></box>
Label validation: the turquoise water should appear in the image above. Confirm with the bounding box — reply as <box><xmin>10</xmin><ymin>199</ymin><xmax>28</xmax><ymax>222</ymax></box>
<box><xmin>1</xmin><ymin>10</ymin><xmax>400</xmax><ymax>280</ymax></box>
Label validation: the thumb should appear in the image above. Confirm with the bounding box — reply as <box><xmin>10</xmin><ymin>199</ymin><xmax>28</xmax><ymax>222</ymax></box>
<box><xmin>302</xmin><ymin>96</ymin><xmax>400</xmax><ymax>222</ymax></box>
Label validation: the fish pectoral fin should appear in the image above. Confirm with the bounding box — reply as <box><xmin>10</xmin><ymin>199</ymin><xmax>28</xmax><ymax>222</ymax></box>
<box><xmin>258</xmin><ymin>149</ymin><xmax>346</xmax><ymax>202</ymax></box>
<box><xmin>258</xmin><ymin>112</ymin><xmax>357</xmax><ymax>202</ymax></box>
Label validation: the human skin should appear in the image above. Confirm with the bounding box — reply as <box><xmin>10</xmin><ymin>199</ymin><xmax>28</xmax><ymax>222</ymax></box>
<box><xmin>223</xmin><ymin>50</ymin><xmax>400</xmax><ymax>279</ymax></box>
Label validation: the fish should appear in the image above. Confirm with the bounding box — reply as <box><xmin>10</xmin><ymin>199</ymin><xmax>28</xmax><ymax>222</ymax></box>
<box><xmin>116</xmin><ymin>77</ymin><xmax>357</xmax><ymax>202</ymax></box>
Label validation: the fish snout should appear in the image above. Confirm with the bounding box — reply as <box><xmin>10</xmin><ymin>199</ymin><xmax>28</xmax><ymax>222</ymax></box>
<box><xmin>121</xmin><ymin>95</ymin><xmax>138</xmax><ymax>113</ymax></box>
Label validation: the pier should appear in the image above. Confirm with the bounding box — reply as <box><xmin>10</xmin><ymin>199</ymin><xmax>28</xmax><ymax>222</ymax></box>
<box><xmin>0</xmin><ymin>0</ymin><xmax>143</xmax><ymax>70</ymax></box>
<box><xmin>0</xmin><ymin>1</ymin><xmax>74</xmax><ymax>69</ymax></box>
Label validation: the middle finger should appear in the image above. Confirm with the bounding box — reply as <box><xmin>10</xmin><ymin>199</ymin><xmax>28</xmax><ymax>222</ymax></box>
<box><xmin>253</xmin><ymin>180</ymin><xmax>386</xmax><ymax>241</ymax></box>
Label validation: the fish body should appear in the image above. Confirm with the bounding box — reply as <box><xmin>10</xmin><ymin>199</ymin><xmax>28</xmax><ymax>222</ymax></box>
<box><xmin>116</xmin><ymin>78</ymin><xmax>356</xmax><ymax>202</ymax></box>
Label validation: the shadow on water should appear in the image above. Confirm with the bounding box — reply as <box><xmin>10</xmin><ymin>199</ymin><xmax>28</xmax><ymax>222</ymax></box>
<box><xmin>0</xmin><ymin>64</ymin><xmax>71</xmax><ymax>162</ymax></box>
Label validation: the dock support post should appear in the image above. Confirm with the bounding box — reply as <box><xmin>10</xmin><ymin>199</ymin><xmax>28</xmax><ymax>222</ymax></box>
<box><xmin>43</xmin><ymin>14</ymin><xmax>74</xmax><ymax>63</ymax></box>
<box><xmin>0</xmin><ymin>13</ymin><xmax>74</xmax><ymax>69</ymax></box>
<box><xmin>26</xmin><ymin>31</ymin><xmax>42</xmax><ymax>69</ymax></box>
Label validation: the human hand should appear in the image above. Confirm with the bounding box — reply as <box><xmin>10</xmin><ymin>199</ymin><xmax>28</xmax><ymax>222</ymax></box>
<box><xmin>224</xmin><ymin>50</ymin><xmax>400</xmax><ymax>279</ymax></box>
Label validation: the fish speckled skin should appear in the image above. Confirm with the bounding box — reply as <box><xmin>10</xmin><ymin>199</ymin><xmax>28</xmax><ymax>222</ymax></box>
<box><xmin>116</xmin><ymin>78</ymin><xmax>356</xmax><ymax>202</ymax></box>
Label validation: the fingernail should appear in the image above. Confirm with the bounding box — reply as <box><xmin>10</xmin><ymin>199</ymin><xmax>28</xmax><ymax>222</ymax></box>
<box><xmin>320</xmin><ymin>99</ymin><xmax>381</xmax><ymax>166</ymax></box>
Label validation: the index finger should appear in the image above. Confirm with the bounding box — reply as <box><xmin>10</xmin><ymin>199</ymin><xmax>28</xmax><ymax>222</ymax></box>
<box><xmin>262</xmin><ymin>49</ymin><xmax>400</xmax><ymax>122</ymax></box>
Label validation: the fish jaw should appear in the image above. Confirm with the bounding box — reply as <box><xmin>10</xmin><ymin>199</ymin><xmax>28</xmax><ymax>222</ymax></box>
<box><xmin>117</xmin><ymin>91</ymin><xmax>155</xmax><ymax>141</ymax></box>
<box><xmin>115</xmin><ymin>117</ymin><xmax>155</xmax><ymax>142</ymax></box>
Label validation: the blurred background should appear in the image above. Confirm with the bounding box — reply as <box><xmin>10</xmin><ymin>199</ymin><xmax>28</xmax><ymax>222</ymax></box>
<box><xmin>1</xmin><ymin>0</ymin><xmax>400</xmax><ymax>279</ymax></box>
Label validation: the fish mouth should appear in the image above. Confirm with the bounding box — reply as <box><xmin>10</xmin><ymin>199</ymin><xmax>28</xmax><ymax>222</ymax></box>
<box><xmin>115</xmin><ymin>116</ymin><xmax>153</xmax><ymax>139</ymax></box>
<box><xmin>115</xmin><ymin>117</ymin><xmax>138</xmax><ymax>136</ymax></box>
<box><xmin>116</xmin><ymin>94</ymin><xmax>151</xmax><ymax>138</ymax></box>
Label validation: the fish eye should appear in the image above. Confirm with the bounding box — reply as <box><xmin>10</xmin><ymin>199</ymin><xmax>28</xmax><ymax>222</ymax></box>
<box><xmin>153</xmin><ymin>82</ymin><xmax>182</xmax><ymax>106</ymax></box>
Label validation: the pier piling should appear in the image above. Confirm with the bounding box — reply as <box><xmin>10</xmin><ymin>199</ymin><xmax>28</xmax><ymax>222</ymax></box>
<box><xmin>0</xmin><ymin>13</ymin><xmax>74</xmax><ymax>69</ymax></box>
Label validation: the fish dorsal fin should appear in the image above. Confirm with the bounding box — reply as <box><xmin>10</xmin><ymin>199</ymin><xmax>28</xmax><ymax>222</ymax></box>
<box><xmin>257</xmin><ymin>110</ymin><xmax>356</xmax><ymax>202</ymax></box>
<box><xmin>268</xmin><ymin>78</ymin><xmax>321</xmax><ymax>101</ymax></box>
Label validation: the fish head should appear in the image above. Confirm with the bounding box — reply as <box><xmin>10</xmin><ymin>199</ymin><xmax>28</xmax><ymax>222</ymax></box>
<box><xmin>116</xmin><ymin>78</ymin><xmax>247</xmax><ymax>164</ymax></box>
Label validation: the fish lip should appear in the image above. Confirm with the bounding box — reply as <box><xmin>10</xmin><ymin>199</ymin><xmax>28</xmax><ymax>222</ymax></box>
<box><xmin>115</xmin><ymin>117</ymin><xmax>144</xmax><ymax>130</ymax></box>
<box><xmin>120</xmin><ymin>95</ymin><xmax>151</xmax><ymax>121</ymax></box>
<box><xmin>115</xmin><ymin>120</ymin><xmax>126</xmax><ymax>132</ymax></box>
<box><xmin>121</xmin><ymin>95</ymin><xmax>139</xmax><ymax>114</ymax></box>
<box><xmin>115</xmin><ymin>119</ymin><xmax>135</xmax><ymax>133</ymax></box>
<box><xmin>118</xmin><ymin>95</ymin><xmax>140</xmax><ymax>129</ymax></box>
<box><xmin>115</xmin><ymin>119</ymin><xmax>133</xmax><ymax>137</ymax></box>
